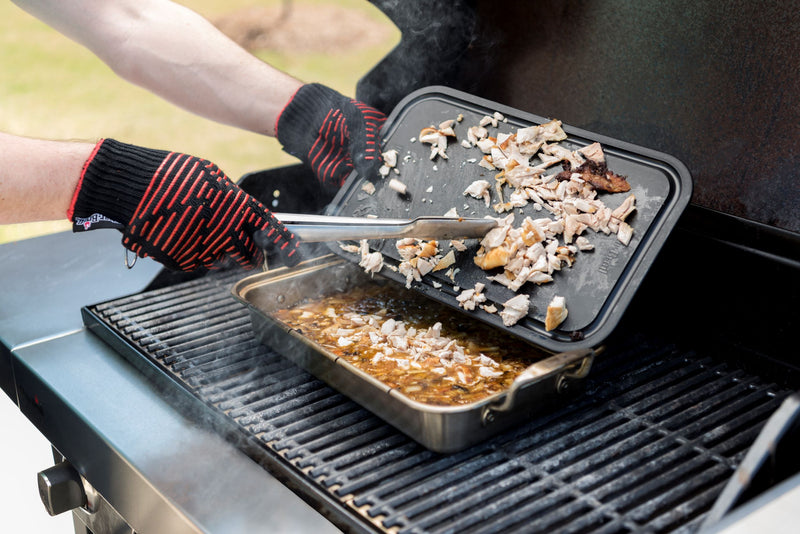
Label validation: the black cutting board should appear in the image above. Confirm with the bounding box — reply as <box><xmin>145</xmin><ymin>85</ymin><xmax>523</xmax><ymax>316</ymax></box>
<box><xmin>326</xmin><ymin>86</ymin><xmax>691</xmax><ymax>352</ymax></box>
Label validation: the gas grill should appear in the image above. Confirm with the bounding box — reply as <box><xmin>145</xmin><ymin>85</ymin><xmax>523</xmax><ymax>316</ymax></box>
<box><xmin>2</xmin><ymin>1</ymin><xmax>800</xmax><ymax>533</ymax></box>
<box><xmin>81</xmin><ymin>262</ymin><xmax>794</xmax><ymax>533</ymax></box>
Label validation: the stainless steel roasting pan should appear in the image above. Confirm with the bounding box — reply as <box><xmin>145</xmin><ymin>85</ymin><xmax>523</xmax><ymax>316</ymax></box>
<box><xmin>233</xmin><ymin>256</ymin><xmax>596</xmax><ymax>453</ymax></box>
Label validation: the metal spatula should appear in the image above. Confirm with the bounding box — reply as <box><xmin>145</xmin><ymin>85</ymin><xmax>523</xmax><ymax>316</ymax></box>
<box><xmin>273</xmin><ymin>213</ymin><xmax>498</xmax><ymax>242</ymax></box>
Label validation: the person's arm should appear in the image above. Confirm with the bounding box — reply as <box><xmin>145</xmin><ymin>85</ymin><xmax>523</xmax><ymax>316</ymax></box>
<box><xmin>12</xmin><ymin>0</ymin><xmax>387</xmax><ymax>186</ymax></box>
<box><xmin>11</xmin><ymin>0</ymin><xmax>302</xmax><ymax>136</ymax></box>
<box><xmin>0</xmin><ymin>132</ymin><xmax>93</xmax><ymax>223</ymax></box>
<box><xmin>0</xmin><ymin>131</ymin><xmax>301</xmax><ymax>270</ymax></box>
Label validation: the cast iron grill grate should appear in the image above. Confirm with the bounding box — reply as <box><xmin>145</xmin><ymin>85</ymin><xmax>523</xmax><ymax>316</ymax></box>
<box><xmin>84</xmin><ymin>271</ymin><xmax>791</xmax><ymax>533</ymax></box>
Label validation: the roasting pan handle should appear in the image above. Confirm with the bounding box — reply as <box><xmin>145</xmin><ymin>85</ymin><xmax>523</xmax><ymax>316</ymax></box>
<box><xmin>483</xmin><ymin>347</ymin><xmax>599</xmax><ymax>421</ymax></box>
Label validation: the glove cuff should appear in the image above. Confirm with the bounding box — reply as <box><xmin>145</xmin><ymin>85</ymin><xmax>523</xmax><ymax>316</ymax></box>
<box><xmin>69</xmin><ymin>138</ymin><xmax>169</xmax><ymax>232</ymax></box>
<box><xmin>275</xmin><ymin>83</ymin><xmax>345</xmax><ymax>160</ymax></box>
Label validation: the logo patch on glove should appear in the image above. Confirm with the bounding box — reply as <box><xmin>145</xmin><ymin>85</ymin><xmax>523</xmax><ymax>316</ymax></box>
<box><xmin>73</xmin><ymin>213</ymin><xmax>124</xmax><ymax>232</ymax></box>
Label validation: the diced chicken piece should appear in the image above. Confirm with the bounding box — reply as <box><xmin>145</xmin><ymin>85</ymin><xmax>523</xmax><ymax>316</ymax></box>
<box><xmin>479</xmin><ymin>366</ymin><xmax>503</xmax><ymax>378</ymax></box>
<box><xmin>419</xmin><ymin>123</ymin><xmax>456</xmax><ymax>161</ymax></box>
<box><xmin>456</xmin><ymin>283</ymin><xmax>487</xmax><ymax>311</ymax></box>
<box><xmin>612</xmin><ymin>194</ymin><xmax>637</xmax><ymax>221</ymax></box>
<box><xmin>396</xmin><ymin>240</ymin><xmax>420</xmax><ymax>261</ymax></box>
<box><xmin>573</xmin><ymin>198</ymin><xmax>597</xmax><ymax>213</ymax></box>
<box><xmin>520</xmin><ymin>218</ymin><xmax>546</xmax><ymax>246</ymax></box>
<box><xmin>557</xmin><ymin>160</ymin><xmax>630</xmax><ymax>193</ymax></box>
<box><xmin>450</xmin><ymin>240</ymin><xmax>467</xmax><ymax>252</ymax></box>
<box><xmin>416</xmin><ymin>257</ymin><xmax>434</xmax><ymax>277</ymax></box>
<box><xmin>541</xmin><ymin>143</ymin><xmax>584</xmax><ymax>169</ymax></box>
<box><xmin>478</xmin><ymin>156</ymin><xmax>495</xmax><ymax>170</ymax></box>
<box><xmin>389</xmin><ymin>178</ymin><xmax>408</xmax><ymax>195</ymax></box>
<box><xmin>500</xmin><ymin>294</ymin><xmax>530</xmax><ymax>326</ymax></box>
<box><xmin>419</xmin><ymin>127</ymin><xmax>440</xmax><ymax>144</ymax></box>
<box><xmin>563</xmin><ymin>214</ymin><xmax>587</xmax><ymax>244</ymax></box>
<box><xmin>538</xmin><ymin>119</ymin><xmax>567</xmax><ymax>141</ymax></box>
<box><xmin>418</xmin><ymin>240</ymin><xmax>438</xmax><ymax>258</ymax></box>
<box><xmin>528</xmin><ymin>271</ymin><xmax>554</xmax><ymax>285</ymax></box>
<box><xmin>433</xmin><ymin>250</ymin><xmax>456</xmax><ymax>272</ymax></box>
<box><xmin>490</xmin><ymin>146</ymin><xmax>509</xmax><ymax>170</ymax></box>
<box><xmin>359</xmin><ymin>251</ymin><xmax>383</xmax><ymax>274</ymax></box>
<box><xmin>617</xmin><ymin>221</ymin><xmax>634</xmax><ymax>245</ymax></box>
<box><xmin>382</xmin><ymin>149</ymin><xmax>398</xmax><ymax>168</ymax></box>
<box><xmin>515</xmin><ymin>119</ymin><xmax>567</xmax><ymax>155</ymax></box>
<box><xmin>361</xmin><ymin>181</ymin><xmax>376</xmax><ymax>195</ymax></box>
<box><xmin>508</xmin><ymin>189</ymin><xmax>529</xmax><ymax>208</ymax></box>
<box><xmin>337</xmin><ymin>336</ymin><xmax>355</xmax><ymax>347</ymax></box>
<box><xmin>479</xmin><ymin>115</ymin><xmax>496</xmax><ymax>128</ymax></box>
<box><xmin>480</xmin><ymin>222</ymin><xmax>510</xmax><ymax>249</ymax></box>
<box><xmin>443</xmin><ymin>207</ymin><xmax>459</xmax><ymax>218</ymax></box>
<box><xmin>524</xmin><ymin>240</ymin><xmax>545</xmax><ymax>260</ymax></box>
<box><xmin>545</xmin><ymin>296</ymin><xmax>568</xmax><ymax>331</ymax></box>
<box><xmin>463</xmin><ymin>179</ymin><xmax>492</xmax><ymax>207</ymax></box>
<box><xmin>555</xmin><ymin>246</ymin><xmax>576</xmax><ymax>267</ymax></box>
<box><xmin>578</xmin><ymin>142</ymin><xmax>605</xmax><ymax>164</ymax></box>
<box><xmin>515</xmin><ymin>126</ymin><xmax>544</xmax><ymax>151</ymax></box>
<box><xmin>575</xmin><ymin>236</ymin><xmax>594</xmax><ymax>251</ymax></box>
<box><xmin>398</xmin><ymin>261</ymin><xmax>417</xmax><ymax>288</ymax></box>
<box><xmin>467</xmin><ymin>126</ymin><xmax>488</xmax><ymax>144</ymax></box>
<box><xmin>476</xmin><ymin>138</ymin><xmax>496</xmax><ymax>154</ymax></box>
<box><xmin>339</xmin><ymin>243</ymin><xmax>360</xmax><ymax>254</ymax></box>
<box><xmin>474</xmin><ymin>246</ymin><xmax>511</xmax><ymax>270</ymax></box>
<box><xmin>436</xmin><ymin>135</ymin><xmax>449</xmax><ymax>160</ymax></box>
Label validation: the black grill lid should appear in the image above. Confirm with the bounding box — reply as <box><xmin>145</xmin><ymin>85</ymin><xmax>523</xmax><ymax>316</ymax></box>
<box><xmin>326</xmin><ymin>86</ymin><xmax>692</xmax><ymax>352</ymax></box>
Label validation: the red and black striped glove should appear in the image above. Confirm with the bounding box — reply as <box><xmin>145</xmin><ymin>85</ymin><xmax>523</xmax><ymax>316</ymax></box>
<box><xmin>67</xmin><ymin>139</ymin><xmax>302</xmax><ymax>271</ymax></box>
<box><xmin>276</xmin><ymin>83</ymin><xmax>387</xmax><ymax>193</ymax></box>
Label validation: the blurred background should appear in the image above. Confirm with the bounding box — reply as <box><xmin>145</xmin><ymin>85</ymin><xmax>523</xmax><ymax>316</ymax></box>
<box><xmin>0</xmin><ymin>0</ymin><xmax>398</xmax><ymax>242</ymax></box>
<box><xmin>0</xmin><ymin>1</ymin><xmax>397</xmax><ymax>531</ymax></box>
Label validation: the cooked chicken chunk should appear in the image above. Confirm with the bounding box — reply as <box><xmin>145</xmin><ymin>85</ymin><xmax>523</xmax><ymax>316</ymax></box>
<box><xmin>463</xmin><ymin>179</ymin><xmax>492</xmax><ymax>207</ymax></box>
<box><xmin>557</xmin><ymin>160</ymin><xmax>630</xmax><ymax>193</ymax></box>
<box><xmin>500</xmin><ymin>294</ymin><xmax>530</xmax><ymax>326</ymax></box>
<box><xmin>545</xmin><ymin>295</ymin><xmax>568</xmax><ymax>331</ymax></box>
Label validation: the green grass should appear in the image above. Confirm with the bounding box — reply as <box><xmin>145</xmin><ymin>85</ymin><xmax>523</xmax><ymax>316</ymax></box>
<box><xmin>0</xmin><ymin>0</ymin><xmax>398</xmax><ymax>243</ymax></box>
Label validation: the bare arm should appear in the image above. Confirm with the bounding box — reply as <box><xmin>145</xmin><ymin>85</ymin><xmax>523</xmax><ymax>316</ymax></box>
<box><xmin>0</xmin><ymin>132</ymin><xmax>94</xmax><ymax>223</ymax></box>
<box><xmin>11</xmin><ymin>0</ymin><xmax>303</xmax><ymax>136</ymax></box>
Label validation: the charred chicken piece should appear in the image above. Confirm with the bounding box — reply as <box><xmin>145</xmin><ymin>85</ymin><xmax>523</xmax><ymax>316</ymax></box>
<box><xmin>556</xmin><ymin>160</ymin><xmax>631</xmax><ymax>193</ymax></box>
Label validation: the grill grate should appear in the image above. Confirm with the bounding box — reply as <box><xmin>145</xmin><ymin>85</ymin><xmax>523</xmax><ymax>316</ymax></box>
<box><xmin>84</xmin><ymin>271</ymin><xmax>791</xmax><ymax>533</ymax></box>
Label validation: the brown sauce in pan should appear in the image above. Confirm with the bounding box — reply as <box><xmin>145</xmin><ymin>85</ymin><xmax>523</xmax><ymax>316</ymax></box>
<box><xmin>272</xmin><ymin>283</ymin><xmax>546</xmax><ymax>405</ymax></box>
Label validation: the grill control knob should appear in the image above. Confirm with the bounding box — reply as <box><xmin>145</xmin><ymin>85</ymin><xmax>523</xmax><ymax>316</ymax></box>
<box><xmin>37</xmin><ymin>461</ymin><xmax>87</xmax><ymax>516</ymax></box>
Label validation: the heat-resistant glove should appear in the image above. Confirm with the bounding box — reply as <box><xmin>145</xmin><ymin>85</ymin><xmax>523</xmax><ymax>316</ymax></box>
<box><xmin>68</xmin><ymin>139</ymin><xmax>302</xmax><ymax>271</ymax></box>
<box><xmin>275</xmin><ymin>83</ymin><xmax>387</xmax><ymax>193</ymax></box>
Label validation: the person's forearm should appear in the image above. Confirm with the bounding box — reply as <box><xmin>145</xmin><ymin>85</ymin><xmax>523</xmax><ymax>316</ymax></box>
<box><xmin>12</xmin><ymin>0</ymin><xmax>303</xmax><ymax>136</ymax></box>
<box><xmin>0</xmin><ymin>132</ymin><xmax>94</xmax><ymax>223</ymax></box>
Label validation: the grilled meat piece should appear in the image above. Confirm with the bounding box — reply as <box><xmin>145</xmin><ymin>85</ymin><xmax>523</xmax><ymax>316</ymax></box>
<box><xmin>556</xmin><ymin>160</ymin><xmax>631</xmax><ymax>193</ymax></box>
